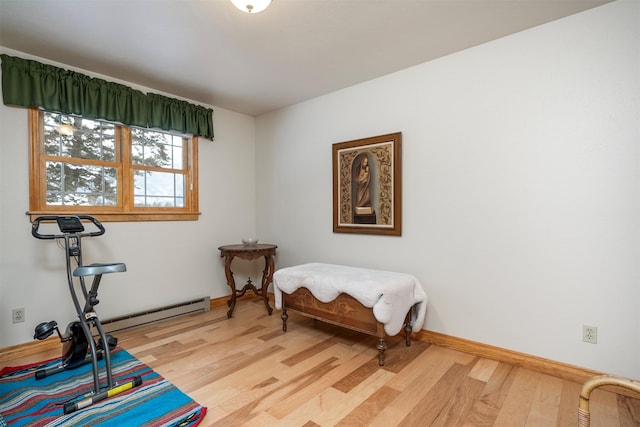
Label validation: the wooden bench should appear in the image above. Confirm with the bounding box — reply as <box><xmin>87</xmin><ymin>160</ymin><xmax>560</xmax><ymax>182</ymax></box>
<box><xmin>273</xmin><ymin>263</ymin><xmax>427</xmax><ymax>366</ymax></box>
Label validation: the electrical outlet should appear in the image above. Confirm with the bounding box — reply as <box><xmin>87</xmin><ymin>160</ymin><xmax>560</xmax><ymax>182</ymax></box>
<box><xmin>12</xmin><ymin>307</ymin><xmax>25</xmax><ymax>324</ymax></box>
<box><xmin>583</xmin><ymin>325</ymin><xmax>597</xmax><ymax>344</ymax></box>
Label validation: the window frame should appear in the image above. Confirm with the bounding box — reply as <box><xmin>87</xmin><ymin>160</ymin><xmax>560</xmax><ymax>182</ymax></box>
<box><xmin>27</xmin><ymin>108</ymin><xmax>200</xmax><ymax>222</ymax></box>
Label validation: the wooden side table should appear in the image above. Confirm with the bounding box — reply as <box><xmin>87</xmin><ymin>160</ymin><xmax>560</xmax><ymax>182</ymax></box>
<box><xmin>218</xmin><ymin>243</ymin><xmax>277</xmax><ymax>318</ymax></box>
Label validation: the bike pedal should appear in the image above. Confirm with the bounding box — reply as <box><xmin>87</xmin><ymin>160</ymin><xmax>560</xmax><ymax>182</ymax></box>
<box><xmin>98</xmin><ymin>335</ymin><xmax>118</xmax><ymax>351</ymax></box>
<box><xmin>106</xmin><ymin>335</ymin><xmax>118</xmax><ymax>350</ymax></box>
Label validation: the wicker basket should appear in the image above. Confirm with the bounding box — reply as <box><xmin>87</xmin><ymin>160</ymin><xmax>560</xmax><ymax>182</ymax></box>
<box><xmin>578</xmin><ymin>375</ymin><xmax>640</xmax><ymax>427</ymax></box>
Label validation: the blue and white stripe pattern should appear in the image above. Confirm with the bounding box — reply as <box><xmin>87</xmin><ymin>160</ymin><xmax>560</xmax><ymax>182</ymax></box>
<box><xmin>0</xmin><ymin>348</ymin><xmax>206</xmax><ymax>426</ymax></box>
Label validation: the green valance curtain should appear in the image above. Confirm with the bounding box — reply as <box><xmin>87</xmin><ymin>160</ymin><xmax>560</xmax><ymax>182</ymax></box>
<box><xmin>1</xmin><ymin>54</ymin><xmax>214</xmax><ymax>140</ymax></box>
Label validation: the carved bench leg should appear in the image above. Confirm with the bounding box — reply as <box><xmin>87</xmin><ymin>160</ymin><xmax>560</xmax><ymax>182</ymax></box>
<box><xmin>281</xmin><ymin>309</ymin><xmax>288</xmax><ymax>332</ymax></box>
<box><xmin>404</xmin><ymin>321</ymin><xmax>412</xmax><ymax>347</ymax></box>
<box><xmin>403</xmin><ymin>307</ymin><xmax>415</xmax><ymax>346</ymax></box>
<box><xmin>377</xmin><ymin>338</ymin><xmax>387</xmax><ymax>366</ymax></box>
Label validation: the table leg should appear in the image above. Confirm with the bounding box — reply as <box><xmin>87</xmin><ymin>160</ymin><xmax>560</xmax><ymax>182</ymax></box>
<box><xmin>223</xmin><ymin>255</ymin><xmax>237</xmax><ymax>318</ymax></box>
<box><xmin>260</xmin><ymin>254</ymin><xmax>274</xmax><ymax>315</ymax></box>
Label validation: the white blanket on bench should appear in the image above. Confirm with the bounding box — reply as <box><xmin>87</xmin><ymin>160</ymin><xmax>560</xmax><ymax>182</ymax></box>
<box><xmin>273</xmin><ymin>263</ymin><xmax>427</xmax><ymax>335</ymax></box>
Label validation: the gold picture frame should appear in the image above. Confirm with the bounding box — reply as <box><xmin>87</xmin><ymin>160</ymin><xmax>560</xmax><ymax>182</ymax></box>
<box><xmin>332</xmin><ymin>132</ymin><xmax>402</xmax><ymax>235</ymax></box>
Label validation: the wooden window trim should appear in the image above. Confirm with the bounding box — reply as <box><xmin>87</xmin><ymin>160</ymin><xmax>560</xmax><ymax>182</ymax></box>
<box><xmin>27</xmin><ymin>108</ymin><xmax>200</xmax><ymax>222</ymax></box>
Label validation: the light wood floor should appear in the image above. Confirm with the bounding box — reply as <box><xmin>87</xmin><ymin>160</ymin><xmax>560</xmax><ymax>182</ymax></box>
<box><xmin>2</xmin><ymin>297</ymin><xmax>639</xmax><ymax>426</ymax></box>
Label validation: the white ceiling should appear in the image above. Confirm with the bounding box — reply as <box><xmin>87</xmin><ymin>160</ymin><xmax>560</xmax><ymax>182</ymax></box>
<box><xmin>0</xmin><ymin>0</ymin><xmax>612</xmax><ymax>116</ymax></box>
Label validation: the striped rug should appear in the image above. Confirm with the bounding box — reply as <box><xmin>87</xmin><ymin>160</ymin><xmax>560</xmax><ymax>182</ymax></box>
<box><xmin>0</xmin><ymin>348</ymin><xmax>206</xmax><ymax>426</ymax></box>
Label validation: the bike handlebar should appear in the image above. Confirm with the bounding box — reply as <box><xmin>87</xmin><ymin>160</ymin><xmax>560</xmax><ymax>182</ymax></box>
<box><xmin>32</xmin><ymin>215</ymin><xmax>106</xmax><ymax>240</ymax></box>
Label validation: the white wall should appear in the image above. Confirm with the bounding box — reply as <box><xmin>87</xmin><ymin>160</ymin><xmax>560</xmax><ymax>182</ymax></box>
<box><xmin>255</xmin><ymin>0</ymin><xmax>639</xmax><ymax>378</ymax></box>
<box><xmin>0</xmin><ymin>48</ymin><xmax>258</xmax><ymax>349</ymax></box>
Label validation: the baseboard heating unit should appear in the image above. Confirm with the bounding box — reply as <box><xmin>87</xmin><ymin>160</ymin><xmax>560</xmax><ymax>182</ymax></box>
<box><xmin>99</xmin><ymin>297</ymin><xmax>211</xmax><ymax>333</ymax></box>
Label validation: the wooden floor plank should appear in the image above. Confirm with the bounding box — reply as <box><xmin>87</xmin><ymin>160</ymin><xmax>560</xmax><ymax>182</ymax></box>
<box><xmin>277</xmin><ymin>385</ymin><xmax>346</xmax><ymax>426</ymax></box>
<box><xmin>383</xmin><ymin>344</ymin><xmax>455</xmax><ymax>392</ymax></box>
<box><xmin>310</xmin><ymin>368</ymin><xmax>395</xmax><ymax>426</ymax></box>
<box><xmin>590</xmin><ymin>388</ymin><xmax>622</xmax><ymax>427</ymax></box>
<box><xmin>268</xmin><ymin>353</ymin><xmax>382</xmax><ymax>420</ymax></box>
<box><xmin>331</xmin><ymin>357</ymin><xmax>385</xmax><ymax>394</ymax></box>
<box><xmin>217</xmin><ymin>357</ymin><xmax>342</xmax><ymax>425</ymax></box>
<box><xmin>469</xmin><ymin>357</ymin><xmax>500</xmax><ymax>382</ymax></box>
<box><xmin>334</xmin><ymin>385</ymin><xmax>401</xmax><ymax>426</ymax></box>
<box><xmin>493</xmin><ymin>367</ymin><xmax>539</xmax><ymax>426</ymax></box>
<box><xmin>462</xmin><ymin>362</ymin><xmax>516</xmax><ymax>426</ymax></box>
<box><xmin>525</xmin><ymin>373</ymin><xmax>563</xmax><ymax>426</ymax></box>
<box><xmin>397</xmin><ymin>362</ymin><xmax>474</xmax><ymax>426</ymax></box>
<box><xmin>556</xmin><ymin>377</ymin><xmax>582</xmax><ymax>427</ymax></box>
<box><xmin>617</xmin><ymin>394</ymin><xmax>640</xmax><ymax>426</ymax></box>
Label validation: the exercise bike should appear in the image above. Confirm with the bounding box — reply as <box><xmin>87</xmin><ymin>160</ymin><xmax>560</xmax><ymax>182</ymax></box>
<box><xmin>32</xmin><ymin>215</ymin><xmax>142</xmax><ymax>414</ymax></box>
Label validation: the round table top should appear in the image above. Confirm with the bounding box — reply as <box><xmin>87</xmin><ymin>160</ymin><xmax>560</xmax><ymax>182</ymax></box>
<box><xmin>218</xmin><ymin>243</ymin><xmax>277</xmax><ymax>252</ymax></box>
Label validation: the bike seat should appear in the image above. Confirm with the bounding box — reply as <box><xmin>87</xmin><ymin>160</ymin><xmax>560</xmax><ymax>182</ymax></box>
<box><xmin>73</xmin><ymin>263</ymin><xmax>126</xmax><ymax>277</ymax></box>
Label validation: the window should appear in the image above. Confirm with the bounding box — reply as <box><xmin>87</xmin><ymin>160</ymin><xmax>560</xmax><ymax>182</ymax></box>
<box><xmin>28</xmin><ymin>109</ymin><xmax>200</xmax><ymax>221</ymax></box>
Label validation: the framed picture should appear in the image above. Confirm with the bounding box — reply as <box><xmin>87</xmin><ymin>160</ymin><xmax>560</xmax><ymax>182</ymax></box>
<box><xmin>332</xmin><ymin>132</ymin><xmax>402</xmax><ymax>235</ymax></box>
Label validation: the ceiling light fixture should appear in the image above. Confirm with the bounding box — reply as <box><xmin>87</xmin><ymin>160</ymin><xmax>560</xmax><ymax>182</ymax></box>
<box><xmin>230</xmin><ymin>0</ymin><xmax>271</xmax><ymax>14</ymax></box>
